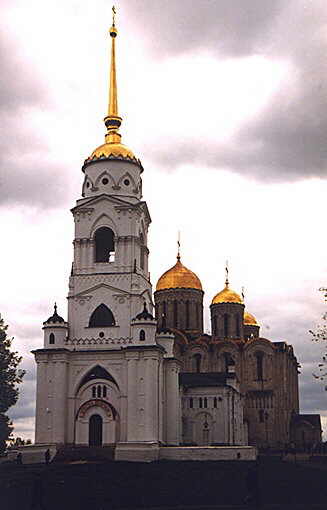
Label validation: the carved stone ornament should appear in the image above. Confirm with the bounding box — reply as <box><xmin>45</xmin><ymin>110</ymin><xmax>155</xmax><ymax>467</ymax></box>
<box><xmin>78</xmin><ymin>399</ymin><xmax>113</xmax><ymax>419</ymax></box>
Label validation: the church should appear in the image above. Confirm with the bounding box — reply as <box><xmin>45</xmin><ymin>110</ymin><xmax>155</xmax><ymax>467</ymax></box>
<box><xmin>32</xmin><ymin>14</ymin><xmax>321</xmax><ymax>461</ymax></box>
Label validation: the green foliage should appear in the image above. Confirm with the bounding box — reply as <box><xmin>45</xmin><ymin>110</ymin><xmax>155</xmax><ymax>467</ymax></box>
<box><xmin>0</xmin><ymin>414</ymin><xmax>13</xmax><ymax>453</ymax></box>
<box><xmin>0</xmin><ymin>315</ymin><xmax>25</xmax><ymax>452</ymax></box>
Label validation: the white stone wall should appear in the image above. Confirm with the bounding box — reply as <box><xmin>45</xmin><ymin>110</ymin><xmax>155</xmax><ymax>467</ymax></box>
<box><xmin>181</xmin><ymin>385</ymin><xmax>246</xmax><ymax>446</ymax></box>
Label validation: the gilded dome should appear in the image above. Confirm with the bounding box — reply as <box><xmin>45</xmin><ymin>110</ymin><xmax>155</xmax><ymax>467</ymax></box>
<box><xmin>86</xmin><ymin>142</ymin><xmax>137</xmax><ymax>162</ymax></box>
<box><xmin>156</xmin><ymin>257</ymin><xmax>202</xmax><ymax>292</ymax></box>
<box><xmin>211</xmin><ymin>285</ymin><xmax>243</xmax><ymax>305</ymax></box>
<box><xmin>244</xmin><ymin>311</ymin><xmax>259</xmax><ymax>326</ymax></box>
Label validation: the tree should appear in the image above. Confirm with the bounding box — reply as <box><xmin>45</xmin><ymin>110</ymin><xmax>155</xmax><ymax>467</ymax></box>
<box><xmin>0</xmin><ymin>315</ymin><xmax>25</xmax><ymax>453</ymax></box>
<box><xmin>310</xmin><ymin>287</ymin><xmax>327</xmax><ymax>382</ymax></box>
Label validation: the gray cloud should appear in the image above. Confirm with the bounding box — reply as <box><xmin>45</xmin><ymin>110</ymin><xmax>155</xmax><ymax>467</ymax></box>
<box><xmin>126</xmin><ymin>0</ymin><xmax>327</xmax><ymax>182</ymax></box>
<box><xmin>0</xmin><ymin>32</ymin><xmax>73</xmax><ymax>208</ymax></box>
<box><xmin>125</xmin><ymin>0</ymin><xmax>284</xmax><ymax>59</ymax></box>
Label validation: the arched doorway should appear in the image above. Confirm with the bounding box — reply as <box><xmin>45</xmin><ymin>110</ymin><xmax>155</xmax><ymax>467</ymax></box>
<box><xmin>89</xmin><ymin>414</ymin><xmax>103</xmax><ymax>446</ymax></box>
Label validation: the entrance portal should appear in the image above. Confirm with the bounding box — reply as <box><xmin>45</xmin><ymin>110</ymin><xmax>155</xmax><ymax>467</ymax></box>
<box><xmin>89</xmin><ymin>414</ymin><xmax>103</xmax><ymax>446</ymax></box>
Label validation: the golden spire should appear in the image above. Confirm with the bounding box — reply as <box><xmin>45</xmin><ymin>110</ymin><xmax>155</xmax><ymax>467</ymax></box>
<box><xmin>104</xmin><ymin>6</ymin><xmax>122</xmax><ymax>144</ymax></box>
<box><xmin>177</xmin><ymin>231</ymin><xmax>181</xmax><ymax>261</ymax></box>
<box><xmin>225</xmin><ymin>260</ymin><xmax>229</xmax><ymax>287</ymax></box>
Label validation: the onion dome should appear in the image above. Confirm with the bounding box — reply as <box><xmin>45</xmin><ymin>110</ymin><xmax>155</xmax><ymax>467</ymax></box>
<box><xmin>211</xmin><ymin>283</ymin><xmax>243</xmax><ymax>305</ymax></box>
<box><xmin>156</xmin><ymin>255</ymin><xmax>202</xmax><ymax>292</ymax></box>
<box><xmin>133</xmin><ymin>302</ymin><xmax>155</xmax><ymax>321</ymax></box>
<box><xmin>44</xmin><ymin>303</ymin><xmax>65</xmax><ymax>325</ymax></box>
<box><xmin>83</xmin><ymin>9</ymin><xmax>142</xmax><ymax>170</ymax></box>
<box><xmin>244</xmin><ymin>311</ymin><xmax>259</xmax><ymax>326</ymax></box>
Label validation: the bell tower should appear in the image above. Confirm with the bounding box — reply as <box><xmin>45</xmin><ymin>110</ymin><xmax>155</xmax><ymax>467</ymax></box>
<box><xmin>67</xmin><ymin>12</ymin><xmax>153</xmax><ymax>346</ymax></box>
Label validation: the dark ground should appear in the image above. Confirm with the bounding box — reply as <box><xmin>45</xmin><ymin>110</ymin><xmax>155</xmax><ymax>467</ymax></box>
<box><xmin>1</xmin><ymin>456</ymin><xmax>327</xmax><ymax>510</ymax></box>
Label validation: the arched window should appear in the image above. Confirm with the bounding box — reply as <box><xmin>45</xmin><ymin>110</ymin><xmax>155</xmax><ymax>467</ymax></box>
<box><xmin>193</xmin><ymin>353</ymin><xmax>202</xmax><ymax>373</ymax></box>
<box><xmin>236</xmin><ymin>314</ymin><xmax>240</xmax><ymax>337</ymax></box>
<box><xmin>140</xmin><ymin>233</ymin><xmax>145</xmax><ymax>270</ymax></box>
<box><xmin>214</xmin><ymin>397</ymin><xmax>217</xmax><ymax>408</ymax></box>
<box><xmin>97</xmin><ymin>385</ymin><xmax>101</xmax><ymax>398</ymax></box>
<box><xmin>190</xmin><ymin>397</ymin><xmax>193</xmax><ymax>409</ymax></box>
<box><xmin>213</xmin><ymin>316</ymin><xmax>217</xmax><ymax>336</ymax></box>
<box><xmin>199</xmin><ymin>397</ymin><xmax>203</xmax><ymax>409</ymax></box>
<box><xmin>94</xmin><ymin>227</ymin><xmax>115</xmax><ymax>263</ymax></box>
<box><xmin>49</xmin><ymin>333</ymin><xmax>55</xmax><ymax>344</ymax></box>
<box><xmin>89</xmin><ymin>304</ymin><xmax>115</xmax><ymax>327</ymax></box>
<box><xmin>223</xmin><ymin>313</ymin><xmax>230</xmax><ymax>337</ymax></box>
<box><xmin>162</xmin><ymin>302</ymin><xmax>167</xmax><ymax>329</ymax></box>
<box><xmin>173</xmin><ymin>300</ymin><xmax>178</xmax><ymax>328</ymax></box>
<box><xmin>259</xmin><ymin>409</ymin><xmax>264</xmax><ymax>423</ymax></box>
<box><xmin>185</xmin><ymin>300</ymin><xmax>190</xmax><ymax>329</ymax></box>
<box><xmin>103</xmin><ymin>386</ymin><xmax>107</xmax><ymax>398</ymax></box>
<box><xmin>139</xmin><ymin>329</ymin><xmax>145</xmax><ymax>341</ymax></box>
<box><xmin>255</xmin><ymin>352</ymin><xmax>264</xmax><ymax>381</ymax></box>
<box><xmin>204</xmin><ymin>397</ymin><xmax>208</xmax><ymax>408</ymax></box>
<box><xmin>92</xmin><ymin>386</ymin><xmax>96</xmax><ymax>398</ymax></box>
<box><xmin>196</xmin><ymin>304</ymin><xmax>199</xmax><ymax>329</ymax></box>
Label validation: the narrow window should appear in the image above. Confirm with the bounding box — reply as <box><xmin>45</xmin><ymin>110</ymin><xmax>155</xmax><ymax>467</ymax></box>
<box><xmin>214</xmin><ymin>397</ymin><xmax>217</xmax><ymax>408</ymax></box>
<box><xmin>259</xmin><ymin>409</ymin><xmax>264</xmax><ymax>423</ymax></box>
<box><xmin>162</xmin><ymin>301</ymin><xmax>167</xmax><ymax>329</ymax></box>
<box><xmin>199</xmin><ymin>397</ymin><xmax>203</xmax><ymax>409</ymax></box>
<box><xmin>223</xmin><ymin>313</ymin><xmax>230</xmax><ymax>337</ymax></box>
<box><xmin>94</xmin><ymin>227</ymin><xmax>115</xmax><ymax>263</ymax></box>
<box><xmin>92</xmin><ymin>386</ymin><xmax>96</xmax><ymax>398</ymax></box>
<box><xmin>196</xmin><ymin>304</ymin><xmax>199</xmax><ymax>329</ymax></box>
<box><xmin>49</xmin><ymin>333</ymin><xmax>55</xmax><ymax>344</ymax></box>
<box><xmin>139</xmin><ymin>329</ymin><xmax>145</xmax><ymax>341</ymax></box>
<box><xmin>103</xmin><ymin>386</ymin><xmax>107</xmax><ymax>398</ymax></box>
<box><xmin>204</xmin><ymin>397</ymin><xmax>207</xmax><ymax>408</ymax></box>
<box><xmin>173</xmin><ymin>300</ymin><xmax>178</xmax><ymax>328</ymax></box>
<box><xmin>223</xmin><ymin>352</ymin><xmax>232</xmax><ymax>373</ymax></box>
<box><xmin>255</xmin><ymin>352</ymin><xmax>264</xmax><ymax>381</ymax></box>
<box><xmin>97</xmin><ymin>385</ymin><xmax>101</xmax><ymax>398</ymax></box>
<box><xmin>236</xmin><ymin>314</ymin><xmax>240</xmax><ymax>337</ymax></box>
<box><xmin>89</xmin><ymin>304</ymin><xmax>115</xmax><ymax>327</ymax></box>
<box><xmin>213</xmin><ymin>316</ymin><xmax>217</xmax><ymax>336</ymax></box>
<box><xmin>186</xmin><ymin>300</ymin><xmax>190</xmax><ymax>329</ymax></box>
<box><xmin>190</xmin><ymin>397</ymin><xmax>193</xmax><ymax>409</ymax></box>
<box><xmin>193</xmin><ymin>353</ymin><xmax>202</xmax><ymax>373</ymax></box>
<box><xmin>140</xmin><ymin>233</ymin><xmax>145</xmax><ymax>270</ymax></box>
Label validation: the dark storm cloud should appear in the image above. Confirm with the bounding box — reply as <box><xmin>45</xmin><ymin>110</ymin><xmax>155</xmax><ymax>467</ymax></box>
<box><xmin>127</xmin><ymin>0</ymin><xmax>327</xmax><ymax>181</ymax></box>
<box><xmin>0</xmin><ymin>32</ymin><xmax>71</xmax><ymax>208</ymax></box>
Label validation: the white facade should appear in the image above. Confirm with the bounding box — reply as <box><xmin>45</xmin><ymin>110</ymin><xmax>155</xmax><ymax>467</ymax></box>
<box><xmin>32</xmin><ymin>20</ymin><xmax>249</xmax><ymax>461</ymax></box>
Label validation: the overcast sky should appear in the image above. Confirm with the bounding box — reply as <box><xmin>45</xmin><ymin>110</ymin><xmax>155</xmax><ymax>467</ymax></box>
<box><xmin>1</xmin><ymin>0</ymin><xmax>327</xmax><ymax>441</ymax></box>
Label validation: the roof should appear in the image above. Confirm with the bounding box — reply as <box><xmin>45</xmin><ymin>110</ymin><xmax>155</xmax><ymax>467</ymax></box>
<box><xmin>291</xmin><ymin>414</ymin><xmax>322</xmax><ymax>429</ymax></box>
<box><xmin>179</xmin><ymin>372</ymin><xmax>235</xmax><ymax>388</ymax></box>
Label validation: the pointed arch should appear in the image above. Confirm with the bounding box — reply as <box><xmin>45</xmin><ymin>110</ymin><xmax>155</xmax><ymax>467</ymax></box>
<box><xmin>82</xmin><ymin>176</ymin><xmax>95</xmax><ymax>195</ymax></box>
<box><xmin>90</xmin><ymin>213</ymin><xmax>117</xmax><ymax>238</ymax></box>
<box><xmin>76</xmin><ymin>364</ymin><xmax>120</xmax><ymax>393</ymax></box>
<box><xmin>95</xmin><ymin>170</ymin><xmax>116</xmax><ymax>189</ymax></box>
<box><xmin>89</xmin><ymin>304</ymin><xmax>115</xmax><ymax>327</ymax></box>
<box><xmin>118</xmin><ymin>171</ymin><xmax>136</xmax><ymax>189</ymax></box>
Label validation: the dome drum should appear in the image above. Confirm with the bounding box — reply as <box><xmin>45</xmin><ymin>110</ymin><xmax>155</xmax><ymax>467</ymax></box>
<box><xmin>154</xmin><ymin>288</ymin><xmax>203</xmax><ymax>333</ymax></box>
<box><xmin>211</xmin><ymin>302</ymin><xmax>245</xmax><ymax>341</ymax></box>
<box><xmin>243</xmin><ymin>324</ymin><xmax>260</xmax><ymax>341</ymax></box>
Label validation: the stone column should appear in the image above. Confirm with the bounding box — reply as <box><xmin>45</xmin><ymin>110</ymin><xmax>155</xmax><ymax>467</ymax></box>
<box><xmin>52</xmin><ymin>356</ymin><xmax>68</xmax><ymax>444</ymax></box>
<box><xmin>34</xmin><ymin>357</ymin><xmax>48</xmax><ymax>444</ymax></box>
<box><xmin>126</xmin><ymin>355</ymin><xmax>138</xmax><ymax>441</ymax></box>
<box><xmin>145</xmin><ymin>355</ymin><xmax>159</xmax><ymax>441</ymax></box>
<box><xmin>164</xmin><ymin>358</ymin><xmax>181</xmax><ymax>445</ymax></box>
